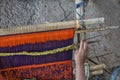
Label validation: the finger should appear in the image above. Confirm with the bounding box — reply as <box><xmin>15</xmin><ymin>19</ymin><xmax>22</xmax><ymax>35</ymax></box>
<box><xmin>79</xmin><ymin>40</ymin><xmax>84</xmax><ymax>51</ymax></box>
<box><xmin>84</xmin><ymin>42</ymin><xmax>88</xmax><ymax>57</ymax></box>
<box><xmin>83</xmin><ymin>41</ymin><xmax>87</xmax><ymax>50</ymax></box>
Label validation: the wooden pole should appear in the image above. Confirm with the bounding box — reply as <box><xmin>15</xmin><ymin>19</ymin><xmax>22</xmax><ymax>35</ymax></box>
<box><xmin>90</xmin><ymin>64</ymin><xmax>106</xmax><ymax>71</ymax></box>
<box><xmin>75</xmin><ymin>0</ymin><xmax>86</xmax><ymax>44</ymax></box>
<box><xmin>75</xmin><ymin>26</ymin><xmax>119</xmax><ymax>33</ymax></box>
<box><xmin>0</xmin><ymin>18</ymin><xmax>104</xmax><ymax>35</ymax></box>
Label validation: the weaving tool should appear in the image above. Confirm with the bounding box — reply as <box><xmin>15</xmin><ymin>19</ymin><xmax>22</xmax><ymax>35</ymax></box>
<box><xmin>0</xmin><ymin>17</ymin><xmax>104</xmax><ymax>36</ymax></box>
<box><xmin>75</xmin><ymin>26</ymin><xmax>119</xmax><ymax>34</ymax></box>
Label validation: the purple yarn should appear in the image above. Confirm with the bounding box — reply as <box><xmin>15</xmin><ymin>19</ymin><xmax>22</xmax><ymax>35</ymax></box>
<box><xmin>0</xmin><ymin>39</ymin><xmax>73</xmax><ymax>53</ymax></box>
<box><xmin>0</xmin><ymin>50</ymin><xmax>72</xmax><ymax>69</ymax></box>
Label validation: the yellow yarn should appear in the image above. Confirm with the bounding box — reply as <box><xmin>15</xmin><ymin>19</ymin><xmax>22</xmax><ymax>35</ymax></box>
<box><xmin>0</xmin><ymin>44</ymin><xmax>75</xmax><ymax>56</ymax></box>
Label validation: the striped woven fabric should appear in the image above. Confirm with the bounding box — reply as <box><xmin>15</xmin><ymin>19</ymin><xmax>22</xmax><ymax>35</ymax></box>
<box><xmin>0</xmin><ymin>29</ymin><xmax>74</xmax><ymax>80</ymax></box>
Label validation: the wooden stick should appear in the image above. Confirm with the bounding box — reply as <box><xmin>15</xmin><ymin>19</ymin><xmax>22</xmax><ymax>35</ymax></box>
<box><xmin>91</xmin><ymin>70</ymin><xmax>104</xmax><ymax>76</ymax></box>
<box><xmin>75</xmin><ymin>26</ymin><xmax>119</xmax><ymax>33</ymax></box>
<box><xmin>0</xmin><ymin>18</ymin><xmax>104</xmax><ymax>35</ymax></box>
<box><xmin>90</xmin><ymin>64</ymin><xmax>106</xmax><ymax>71</ymax></box>
<box><xmin>88</xmin><ymin>58</ymin><xmax>111</xmax><ymax>74</ymax></box>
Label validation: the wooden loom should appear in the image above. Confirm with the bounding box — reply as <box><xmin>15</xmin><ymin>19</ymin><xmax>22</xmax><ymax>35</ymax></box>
<box><xmin>0</xmin><ymin>18</ymin><xmax>104</xmax><ymax>80</ymax></box>
<box><xmin>0</xmin><ymin>16</ymin><xmax>118</xmax><ymax>80</ymax></box>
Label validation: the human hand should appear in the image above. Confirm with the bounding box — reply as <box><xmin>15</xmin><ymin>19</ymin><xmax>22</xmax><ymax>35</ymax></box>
<box><xmin>74</xmin><ymin>40</ymin><xmax>88</xmax><ymax>65</ymax></box>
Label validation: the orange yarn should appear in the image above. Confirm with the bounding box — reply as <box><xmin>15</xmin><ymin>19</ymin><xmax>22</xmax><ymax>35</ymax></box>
<box><xmin>0</xmin><ymin>29</ymin><xmax>74</xmax><ymax>47</ymax></box>
<box><xmin>0</xmin><ymin>60</ymin><xmax>73</xmax><ymax>80</ymax></box>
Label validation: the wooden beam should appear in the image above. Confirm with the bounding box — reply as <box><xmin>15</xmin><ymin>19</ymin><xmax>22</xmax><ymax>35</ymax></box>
<box><xmin>0</xmin><ymin>18</ymin><xmax>104</xmax><ymax>35</ymax></box>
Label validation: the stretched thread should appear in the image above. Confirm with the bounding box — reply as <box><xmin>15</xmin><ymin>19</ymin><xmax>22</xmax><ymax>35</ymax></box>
<box><xmin>0</xmin><ymin>44</ymin><xmax>74</xmax><ymax>57</ymax></box>
<box><xmin>0</xmin><ymin>29</ymin><xmax>74</xmax><ymax>47</ymax></box>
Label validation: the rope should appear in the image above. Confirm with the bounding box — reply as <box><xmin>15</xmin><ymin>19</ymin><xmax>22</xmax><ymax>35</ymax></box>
<box><xmin>0</xmin><ymin>44</ymin><xmax>75</xmax><ymax>56</ymax></box>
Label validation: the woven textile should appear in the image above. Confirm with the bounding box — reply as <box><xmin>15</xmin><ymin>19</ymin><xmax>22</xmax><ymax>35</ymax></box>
<box><xmin>0</xmin><ymin>29</ymin><xmax>74</xmax><ymax>80</ymax></box>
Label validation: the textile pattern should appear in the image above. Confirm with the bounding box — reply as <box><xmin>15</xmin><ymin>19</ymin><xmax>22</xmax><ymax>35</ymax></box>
<box><xmin>0</xmin><ymin>29</ymin><xmax>74</xmax><ymax>80</ymax></box>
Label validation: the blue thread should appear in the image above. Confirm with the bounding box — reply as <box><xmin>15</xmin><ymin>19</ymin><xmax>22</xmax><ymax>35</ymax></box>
<box><xmin>60</xmin><ymin>1</ymin><xmax>87</xmax><ymax>29</ymax></box>
<box><xmin>60</xmin><ymin>1</ymin><xmax>85</xmax><ymax>21</ymax></box>
<box><xmin>75</xmin><ymin>1</ymin><xmax>86</xmax><ymax>29</ymax></box>
<box><xmin>110</xmin><ymin>66</ymin><xmax>120</xmax><ymax>80</ymax></box>
<box><xmin>60</xmin><ymin>6</ymin><xmax>83</xmax><ymax>21</ymax></box>
<box><xmin>75</xmin><ymin>1</ymin><xmax>87</xmax><ymax>9</ymax></box>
